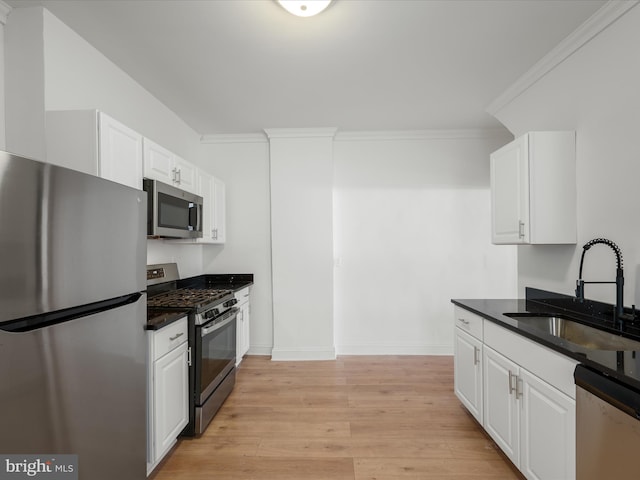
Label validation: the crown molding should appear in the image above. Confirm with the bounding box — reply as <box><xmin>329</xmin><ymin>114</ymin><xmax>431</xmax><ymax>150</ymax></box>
<box><xmin>201</xmin><ymin>128</ymin><xmax>512</xmax><ymax>143</ymax></box>
<box><xmin>486</xmin><ymin>0</ymin><xmax>639</xmax><ymax>116</ymax></box>
<box><xmin>0</xmin><ymin>1</ymin><xmax>12</xmax><ymax>25</ymax></box>
<box><xmin>334</xmin><ymin>128</ymin><xmax>512</xmax><ymax>142</ymax></box>
<box><xmin>263</xmin><ymin>127</ymin><xmax>338</xmax><ymax>139</ymax></box>
<box><xmin>200</xmin><ymin>133</ymin><xmax>268</xmax><ymax>144</ymax></box>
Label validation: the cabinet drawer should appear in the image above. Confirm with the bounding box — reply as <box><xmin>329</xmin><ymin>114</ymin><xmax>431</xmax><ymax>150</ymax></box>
<box><xmin>234</xmin><ymin>287</ymin><xmax>250</xmax><ymax>305</ymax></box>
<box><xmin>153</xmin><ymin>317</ymin><xmax>188</xmax><ymax>361</ymax></box>
<box><xmin>454</xmin><ymin>306</ymin><xmax>483</xmax><ymax>341</ymax></box>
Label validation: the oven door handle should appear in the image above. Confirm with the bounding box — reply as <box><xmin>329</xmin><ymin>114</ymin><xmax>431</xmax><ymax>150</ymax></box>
<box><xmin>200</xmin><ymin>313</ymin><xmax>236</xmax><ymax>337</ymax></box>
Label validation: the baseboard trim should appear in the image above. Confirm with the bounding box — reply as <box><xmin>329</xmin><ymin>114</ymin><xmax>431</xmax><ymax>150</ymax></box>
<box><xmin>336</xmin><ymin>344</ymin><xmax>453</xmax><ymax>356</ymax></box>
<box><xmin>247</xmin><ymin>345</ymin><xmax>273</xmax><ymax>356</ymax></box>
<box><xmin>271</xmin><ymin>347</ymin><xmax>337</xmax><ymax>361</ymax></box>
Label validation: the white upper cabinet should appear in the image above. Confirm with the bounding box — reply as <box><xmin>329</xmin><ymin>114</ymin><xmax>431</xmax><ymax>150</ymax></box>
<box><xmin>193</xmin><ymin>169</ymin><xmax>226</xmax><ymax>244</ymax></box>
<box><xmin>212</xmin><ymin>176</ymin><xmax>226</xmax><ymax>243</ymax></box>
<box><xmin>143</xmin><ymin>138</ymin><xmax>197</xmax><ymax>194</ymax></box>
<box><xmin>98</xmin><ymin>113</ymin><xmax>144</xmax><ymax>189</ymax></box>
<box><xmin>46</xmin><ymin>110</ymin><xmax>143</xmax><ymax>190</ymax></box>
<box><xmin>173</xmin><ymin>155</ymin><xmax>197</xmax><ymax>193</ymax></box>
<box><xmin>143</xmin><ymin>138</ymin><xmax>174</xmax><ymax>182</ymax></box>
<box><xmin>490</xmin><ymin>131</ymin><xmax>576</xmax><ymax>245</ymax></box>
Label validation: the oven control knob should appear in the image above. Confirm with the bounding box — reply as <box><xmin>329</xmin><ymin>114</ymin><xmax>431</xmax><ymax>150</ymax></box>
<box><xmin>224</xmin><ymin>299</ymin><xmax>237</xmax><ymax>307</ymax></box>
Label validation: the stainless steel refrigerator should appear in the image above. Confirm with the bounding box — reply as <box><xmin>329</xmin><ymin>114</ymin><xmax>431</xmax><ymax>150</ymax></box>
<box><xmin>0</xmin><ymin>151</ymin><xmax>147</xmax><ymax>479</ymax></box>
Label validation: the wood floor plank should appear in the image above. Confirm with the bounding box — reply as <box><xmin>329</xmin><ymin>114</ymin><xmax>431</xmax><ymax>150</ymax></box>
<box><xmin>354</xmin><ymin>457</ymin><xmax>519</xmax><ymax>479</ymax></box>
<box><xmin>151</xmin><ymin>355</ymin><xmax>523</xmax><ymax>480</ymax></box>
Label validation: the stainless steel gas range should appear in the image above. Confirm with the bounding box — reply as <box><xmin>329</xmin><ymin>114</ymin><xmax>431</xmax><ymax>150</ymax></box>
<box><xmin>147</xmin><ymin>263</ymin><xmax>238</xmax><ymax>436</ymax></box>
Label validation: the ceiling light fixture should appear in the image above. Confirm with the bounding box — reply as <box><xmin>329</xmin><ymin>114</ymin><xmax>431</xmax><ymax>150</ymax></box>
<box><xmin>277</xmin><ymin>0</ymin><xmax>333</xmax><ymax>18</ymax></box>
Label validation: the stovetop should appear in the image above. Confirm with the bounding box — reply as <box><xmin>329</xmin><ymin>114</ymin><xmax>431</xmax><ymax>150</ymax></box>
<box><xmin>145</xmin><ymin>263</ymin><xmax>252</xmax><ymax>330</ymax></box>
<box><xmin>147</xmin><ymin>288</ymin><xmax>234</xmax><ymax>310</ymax></box>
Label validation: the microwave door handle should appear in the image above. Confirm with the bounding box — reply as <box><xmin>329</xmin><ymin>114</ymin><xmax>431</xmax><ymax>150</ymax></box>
<box><xmin>188</xmin><ymin>202</ymin><xmax>197</xmax><ymax>230</ymax></box>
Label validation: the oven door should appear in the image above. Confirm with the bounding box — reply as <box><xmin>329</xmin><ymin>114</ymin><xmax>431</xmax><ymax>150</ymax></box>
<box><xmin>196</xmin><ymin>308</ymin><xmax>237</xmax><ymax>405</ymax></box>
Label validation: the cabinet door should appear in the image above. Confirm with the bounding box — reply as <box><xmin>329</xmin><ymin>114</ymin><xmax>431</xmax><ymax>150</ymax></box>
<box><xmin>520</xmin><ymin>369</ymin><xmax>575</xmax><ymax>480</ymax></box>
<box><xmin>241</xmin><ymin>302</ymin><xmax>250</xmax><ymax>357</ymax></box>
<box><xmin>483</xmin><ymin>346</ymin><xmax>520</xmax><ymax>467</ymax></box>
<box><xmin>454</xmin><ymin>328</ymin><xmax>483</xmax><ymax>424</ymax></box>
<box><xmin>98</xmin><ymin>112</ymin><xmax>143</xmax><ymax>189</ymax></box>
<box><xmin>174</xmin><ymin>156</ymin><xmax>197</xmax><ymax>193</ymax></box>
<box><xmin>143</xmin><ymin>138</ymin><xmax>175</xmax><ymax>185</ymax></box>
<box><xmin>235</xmin><ymin>302</ymin><xmax>251</xmax><ymax>366</ymax></box>
<box><xmin>153</xmin><ymin>341</ymin><xmax>189</xmax><ymax>460</ymax></box>
<box><xmin>198</xmin><ymin>170</ymin><xmax>214</xmax><ymax>242</ymax></box>
<box><xmin>490</xmin><ymin>134</ymin><xmax>529</xmax><ymax>244</ymax></box>
<box><xmin>235</xmin><ymin>308</ymin><xmax>244</xmax><ymax>366</ymax></box>
<box><xmin>212</xmin><ymin>177</ymin><xmax>226</xmax><ymax>243</ymax></box>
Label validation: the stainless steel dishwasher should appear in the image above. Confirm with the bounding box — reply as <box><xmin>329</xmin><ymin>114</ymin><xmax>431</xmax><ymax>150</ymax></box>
<box><xmin>574</xmin><ymin>364</ymin><xmax>640</xmax><ymax>480</ymax></box>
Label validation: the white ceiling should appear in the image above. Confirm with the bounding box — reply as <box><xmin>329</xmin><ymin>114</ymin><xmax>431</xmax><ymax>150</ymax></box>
<box><xmin>8</xmin><ymin>0</ymin><xmax>606</xmax><ymax>135</ymax></box>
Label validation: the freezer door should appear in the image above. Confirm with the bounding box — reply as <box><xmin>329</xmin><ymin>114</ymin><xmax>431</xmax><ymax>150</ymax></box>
<box><xmin>0</xmin><ymin>151</ymin><xmax>146</xmax><ymax>324</ymax></box>
<box><xmin>0</xmin><ymin>295</ymin><xmax>147</xmax><ymax>480</ymax></box>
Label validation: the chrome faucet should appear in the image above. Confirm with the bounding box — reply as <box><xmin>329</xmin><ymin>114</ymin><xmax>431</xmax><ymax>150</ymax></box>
<box><xmin>575</xmin><ymin>238</ymin><xmax>625</xmax><ymax>327</ymax></box>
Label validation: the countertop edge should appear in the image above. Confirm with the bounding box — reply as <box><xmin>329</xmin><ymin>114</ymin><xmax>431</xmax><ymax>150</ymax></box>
<box><xmin>146</xmin><ymin>310</ymin><xmax>189</xmax><ymax>331</ymax></box>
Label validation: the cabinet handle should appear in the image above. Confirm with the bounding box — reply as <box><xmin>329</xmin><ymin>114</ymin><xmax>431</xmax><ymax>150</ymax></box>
<box><xmin>518</xmin><ymin>220</ymin><xmax>525</xmax><ymax>239</ymax></box>
<box><xmin>187</xmin><ymin>346</ymin><xmax>192</xmax><ymax>367</ymax></box>
<box><xmin>458</xmin><ymin>318</ymin><xmax>469</xmax><ymax>325</ymax></box>
<box><xmin>508</xmin><ymin>370</ymin><xmax>516</xmax><ymax>395</ymax></box>
<box><xmin>176</xmin><ymin>168</ymin><xmax>181</xmax><ymax>184</ymax></box>
<box><xmin>212</xmin><ymin>228</ymin><xmax>217</xmax><ymax>239</ymax></box>
<box><xmin>516</xmin><ymin>376</ymin><xmax>523</xmax><ymax>399</ymax></box>
<box><xmin>473</xmin><ymin>346</ymin><xmax>479</xmax><ymax>365</ymax></box>
<box><xmin>171</xmin><ymin>167</ymin><xmax>177</xmax><ymax>183</ymax></box>
<box><xmin>169</xmin><ymin>332</ymin><xmax>184</xmax><ymax>341</ymax></box>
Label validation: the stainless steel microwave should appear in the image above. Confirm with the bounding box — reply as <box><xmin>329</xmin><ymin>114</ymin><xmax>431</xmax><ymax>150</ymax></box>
<box><xmin>143</xmin><ymin>178</ymin><xmax>203</xmax><ymax>238</ymax></box>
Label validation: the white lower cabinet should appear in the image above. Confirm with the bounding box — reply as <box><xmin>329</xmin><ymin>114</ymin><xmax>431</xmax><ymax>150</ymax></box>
<box><xmin>519</xmin><ymin>369</ymin><xmax>575</xmax><ymax>480</ymax></box>
<box><xmin>483</xmin><ymin>346</ymin><xmax>520</xmax><ymax>466</ymax></box>
<box><xmin>147</xmin><ymin>318</ymin><xmax>189</xmax><ymax>475</ymax></box>
<box><xmin>454</xmin><ymin>328</ymin><xmax>483</xmax><ymax>424</ymax></box>
<box><xmin>235</xmin><ymin>287</ymin><xmax>251</xmax><ymax>365</ymax></box>
<box><xmin>454</xmin><ymin>306</ymin><xmax>577</xmax><ymax>480</ymax></box>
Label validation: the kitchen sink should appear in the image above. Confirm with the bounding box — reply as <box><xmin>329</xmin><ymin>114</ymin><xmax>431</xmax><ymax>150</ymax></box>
<box><xmin>504</xmin><ymin>314</ymin><xmax>640</xmax><ymax>351</ymax></box>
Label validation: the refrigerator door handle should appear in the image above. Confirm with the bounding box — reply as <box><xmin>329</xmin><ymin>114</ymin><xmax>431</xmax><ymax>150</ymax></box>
<box><xmin>0</xmin><ymin>293</ymin><xmax>143</xmax><ymax>333</ymax></box>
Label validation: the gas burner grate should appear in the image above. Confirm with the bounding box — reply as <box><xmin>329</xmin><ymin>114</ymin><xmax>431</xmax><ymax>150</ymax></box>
<box><xmin>147</xmin><ymin>288</ymin><xmax>233</xmax><ymax>308</ymax></box>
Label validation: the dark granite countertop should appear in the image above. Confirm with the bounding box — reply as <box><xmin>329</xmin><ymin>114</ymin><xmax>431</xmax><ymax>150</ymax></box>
<box><xmin>452</xmin><ymin>288</ymin><xmax>640</xmax><ymax>392</ymax></box>
<box><xmin>146</xmin><ymin>308</ymin><xmax>189</xmax><ymax>331</ymax></box>
<box><xmin>146</xmin><ymin>274</ymin><xmax>254</xmax><ymax>330</ymax></box>
<box><xmin>178</xmin><ymin>273</ymin><xmax>253</xmax><ymax>292</ymax></box>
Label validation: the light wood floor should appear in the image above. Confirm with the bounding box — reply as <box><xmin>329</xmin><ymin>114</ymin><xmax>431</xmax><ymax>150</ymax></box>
<box><xmin>152</xmin><ymin>355</ymin><xmax>523</xmax><ymax>480</ymax></box>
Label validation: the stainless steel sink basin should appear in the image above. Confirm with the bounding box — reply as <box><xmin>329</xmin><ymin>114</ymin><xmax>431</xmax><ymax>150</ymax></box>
<box><xmin>504</xmin><ymin>314</ymin><xmax>640</xmax><ymax>351</ymax></box>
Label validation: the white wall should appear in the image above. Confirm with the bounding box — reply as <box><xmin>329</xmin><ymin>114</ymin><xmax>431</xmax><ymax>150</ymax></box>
<box><xmin>147</xmin><ymin>241</ymin><xmax>203</xmax><ymax>279</ymax></box>
<box><xmin>4</xmin><ymin>7</ymin><xmax>45</xmax><ymax>159</ymax></box>
<box><xmin>493</xmin><ymin>5</ymin><xmax>640</xmax><ymax>308</ymax></box>
<box><xmin>333</xmin><ymin>132</ymin><xmax>518</xmax><ymax>354</ymax></box>
<box><xmin>199</xmin><ymin>139</ymin><xmax>273</xmax><ymax>355</ymax></box>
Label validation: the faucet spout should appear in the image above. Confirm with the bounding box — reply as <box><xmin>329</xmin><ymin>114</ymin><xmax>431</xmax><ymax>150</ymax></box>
<box><xmin>575</xmin><ymin>238</ymin><xmax>625</xmax><ymax>326</ymax></box>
